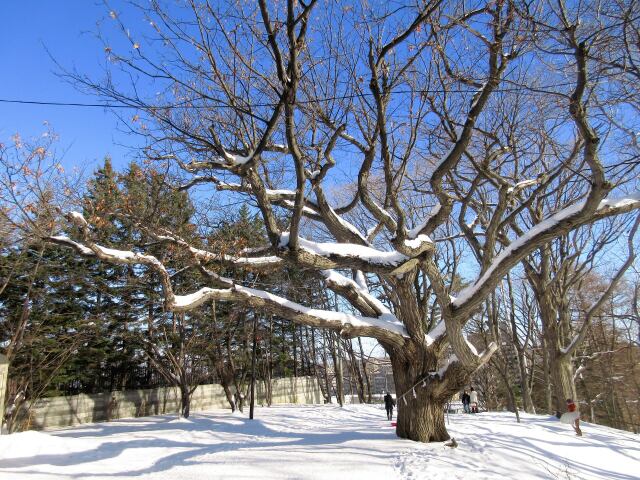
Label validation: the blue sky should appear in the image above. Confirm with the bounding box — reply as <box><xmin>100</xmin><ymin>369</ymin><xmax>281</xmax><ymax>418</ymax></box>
<box><xmin>0</xmin><ymin>1</ymin><xmax>138</xmax><ymax>172</ymax></box>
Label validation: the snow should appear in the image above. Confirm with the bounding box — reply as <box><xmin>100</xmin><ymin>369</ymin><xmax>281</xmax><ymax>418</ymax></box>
<box><xmin>281</xmin><ymin>200</ymin><xmax>320</xmax><ymax>216</ymax></box>
<box><xmin>403</xmin><ymin>234</ymin><xmax>432</xmax><ymax>249</ymax></box>
<box><xmin>1</xmin><ymin>405</ymin><xmax>636</xmax><ymax>480</ymax></box>
<box><xmin>68</xmin><ymin>211</ymin><xmax>88</xmax><ymax>226</ymax></box>
<box><xmin>507</xmin><ymin>179</ymin><xmax>538</xmax><ymax>194</ymax></box>
<box><xmin>226</xmin><ymin>152</ymin><xmax>251</xmax><ymax>165</ymax></box>
<box><xmin>173</xmin><ymin>287</ymin><xmax>220</xmax><ymax>308</ymax></box>
<box><xmin>425</xmin><ymin>321</ymin><xmax>446</xmax><ymax>345</ymax></box>
<box><xmin>49</xmin><ymin>236</ymin><xmax>94</xmax><ymax>256</ymax></box>
<box><xmin>228</xmin><ymin>255</ymin><xmax>282</xmax><ymax>266</ymax></box>
<box><xmin>321</xmin><ymin>270</ymin><xmax>393</xmax><ymax>316</ymax></box>
<box><xmin>169</xmin><ymin>281</ymin><xmax>405</xmax><ymax>336</ymax></box>
<box><xmin>407</xmin><ymin>203</ymin><xmax>441</xmax><ymax>239</ymax></box>
<box><xmin>355</xmin><ymin>270</ymin><xmax>367</xmax><ymax>290</ymax></box>
<box><xmin>235</xmin><ymin>285</ymin><xmax>405</xmax><ymax>336</ymax></box>
<box><xmin>326</xmin><ymin>205</ymin><xmax>367</xmax><ymax>241</ymax></box>
<box><xmin>96</xmin><ymin>246</ymin><xmax>138</xmax><ymax>260</ymax></box>
<box><xmin>279</xmin><ymin>233</ymin><xmax>408</xmax><ymax>266</ymax></box>
<box><xmin>465</xmin><ymin>336</ymin><xmax>479</xmax><ymax>355</ymax></box>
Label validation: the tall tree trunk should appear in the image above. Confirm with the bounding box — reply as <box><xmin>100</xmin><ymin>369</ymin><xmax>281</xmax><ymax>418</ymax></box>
<box><xmin>280</xmin><ymin>320</ymin><xmax>287</xmax><ymax>376</ymax></box>
<box><xmin>250</xmin><ymin>315</ymin><xmax>258</xmax><ymax>419</ymax></box>
<box><xmin>516</xmin><ymin>351</ymin><xmax>535</xmax><ymax>414</ymax></box>
<box><xmin>358</xmin><ymin>338</ymin><xmax>373</xmax><ymax>403</ymax></box>
<box><xmin>390</xmin><ymin>352</ymin><xmax>452</xmax><ymax>442</ymax></box>
<box><xmin>542</xmin><ymin>338</ymin><xmax>553</xmax><ymax>413</ymax></box>
<box><xmin>539</xmin><ymin>294</ymin><xmax>577</xmax><ymax>414</ymax></box>
<box><xmin>494</xmin><ymin>358</ymin><xmax>521</xmax><ymax>422</ymax></box>
<box><xmin>292</xmin><ymin>324</ymin><xmax>298</xmax><ymax>377</ymax></box>
<box><xmin>386</xmin><ymin>331</ymin><xmax>476</xmax><ymax>443</ymax></box>
<box><xmin>329</xmin><ymin>332</ymin><xmax>344</xmax><ymax>406</ymax></box>
<box><xmin>579</xmin><ymin>375</ymin><xmax>596</xmax><ymax>423</ymax></box>
<box><xmin>346</xmin><ymin>340</ymin><xmax>366</xmax><ymax>403</ymax></box>
<box><xmin>220</xmin><ymin>373</ymin><xmax>236</xmax><ymax>412</ymax></box>
<box><xmin>550</xmin><ymin>352</ymin><xmax>577</xmax><ymax>414</ymax></box>
<box><xmin>321</xmin><ymin>333</ymin><xmax>331</xmax><ymax>403</ymax></box>
<box><xmin>179</xmin><ymin>382</ymin><xmax>191</xmax><ymax>418</ymax></box>
<box><xmin>265</xmin><ymin>316</ymin><xmax>273</xmax><ymax>406</ymax></box>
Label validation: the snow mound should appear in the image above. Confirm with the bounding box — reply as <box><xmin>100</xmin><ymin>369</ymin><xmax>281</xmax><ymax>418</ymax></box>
<box><xmin>0</xmin><ymin>405</ymin><xmax>637</xmax><ymax>479</ymax></box>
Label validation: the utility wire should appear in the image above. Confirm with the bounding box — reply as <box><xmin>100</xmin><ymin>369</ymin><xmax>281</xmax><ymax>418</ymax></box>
<box><xmin>0</xmin><ymin>82</ymin><xmax>575</xmax><ymax>111</ymax></box>
<box><xmin>0</xmin><ymin>99</ymin><xmax>134</xmax><ymax>109</ymax></box>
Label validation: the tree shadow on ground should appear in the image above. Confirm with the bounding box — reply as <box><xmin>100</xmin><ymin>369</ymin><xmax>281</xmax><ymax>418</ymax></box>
<box><xmin>1</xmin><ymin>406</ymin><xmax>399</xmax><ymax>478</ymax></box>
<box><xmin>3</xmin><ymin>408</ymin><xmax>637</xmax><ymax>480</ymax></box>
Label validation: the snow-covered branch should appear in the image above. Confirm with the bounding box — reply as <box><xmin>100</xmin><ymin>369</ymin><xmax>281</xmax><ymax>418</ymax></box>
<box><xmin>322</xmin><ymin>269</ymin><xmax>393</xmax><ymax>319</ymax></box>
<box><xmin>278</xmin><ymin>232</ymin><xmax>419</xmax><ymax>274</ymax></box>
<box><xmin>561</xmin><ymin>212</ymin><xmax>640</xmax><ymax>358</ymax></box>
<box><xmin>48</xmin><ymin>214</ymin><xmax>408</xmax><ymax>347</ymax></box>
<box><xmin>152</xmin><ymin>230</ymin><xmax>283</xmax><ymax>271</ymax></box>
<box><xmin>452</xmin><ymin>194</ymin><xmax>640</xmax><ymax>319</ymax></box>
<box><xmin>172</xmin><ymin>284</ymin><xmax>406</xmax><ymax>346</ymax></box>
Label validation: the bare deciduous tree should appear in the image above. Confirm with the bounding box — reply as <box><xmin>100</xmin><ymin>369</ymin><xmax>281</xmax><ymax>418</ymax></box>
<box><xmin>48</xmin><ymin>1</ymin><xmax>640</xmax><ymax>442</ymax></box>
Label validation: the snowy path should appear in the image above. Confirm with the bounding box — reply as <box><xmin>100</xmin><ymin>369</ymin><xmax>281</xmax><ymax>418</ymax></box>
<box><xmin>0</xmin><ymin>404</ymin><xmax>638</xmax><ymax>479</ymax></box>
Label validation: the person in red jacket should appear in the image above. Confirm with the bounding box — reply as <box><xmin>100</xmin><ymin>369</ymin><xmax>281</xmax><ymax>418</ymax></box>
<box><xmin>561</xmin><ymin>398</ymin><xmax>582</xmax><ymax>436</ymax></box>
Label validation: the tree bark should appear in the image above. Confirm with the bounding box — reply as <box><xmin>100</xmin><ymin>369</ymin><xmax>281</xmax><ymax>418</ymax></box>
<box><xmin>250</xmin><ymin>315</ymin><xmax>258</xmax><ymax>420</ymax></box>
<box><xmin>550</xmin><ymin>353</ymin><xmax>577</xmax><ymax>414</ymax></box>
<box><xmin>390</xmin><ymin>349</ymin><xmax>455</xmax><ymax>442</ymax></box>
<box><xmin>516</xmin><ymin>353</ymin><xmax>535</xmax><ymax>414</ymax></box>
<box><xmin>542</xmin><ymin>338</ymin><xmax>553</xmax><ymax>413</ymax></box>
<box><xmin>179</xmin><ymin>384</ymin><xmax>191</xmax><ymax>418</ymax></box>
<box><xmin>335</xmin><ymin>335</ymin><xmax>344</xmax><ymax>406</ymax></box>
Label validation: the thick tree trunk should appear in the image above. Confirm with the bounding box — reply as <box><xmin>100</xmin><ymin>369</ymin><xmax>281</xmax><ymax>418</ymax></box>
<box><xmin>218</xmin><ymin>366</ymin><xmax>236</xmax><ymax>411</ymax></box>
<box><xmin>550</xmin><ymin>353</ymin><xmax>577</xmax><ymax>414</ymax></box>
<box><xmin>390</xmin><ymin>350</ymin><xmax>456</xmax><ymax>442</ymax></box>
<box><xmin>179</xmin><ymin>384</ymin><xmax>191</xmax><ymax>418</ymax></box>
<box><xmin>222</xmin><ymin>383</ymin><xmax>236</xmax><ymax>411</ymax></box>
<box><xmin>396</xmin><ymin>394</ymin><xmax>449</xmax><ymax>442</ymax></box>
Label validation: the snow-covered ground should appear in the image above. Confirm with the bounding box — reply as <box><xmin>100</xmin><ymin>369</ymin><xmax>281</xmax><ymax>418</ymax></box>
<box><xmin>0</xmin><ymin>404</ymin><xmax>637</xmax><ymax>479</ymax></box>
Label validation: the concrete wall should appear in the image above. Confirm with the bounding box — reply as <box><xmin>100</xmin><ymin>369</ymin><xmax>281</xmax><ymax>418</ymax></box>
<box><xmin>0</xmin><ymin>354</ymin><xmax>7</xmax><ymax>428</ymax></box>
<box><xmin>18</xmin><ymin>376</ymin><xmax>322</xmax><ymax>431</ymax></box>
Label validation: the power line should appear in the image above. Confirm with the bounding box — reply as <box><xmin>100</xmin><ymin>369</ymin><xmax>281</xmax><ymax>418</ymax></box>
<box><xmin>0</xmin><ymin>98</ymin><xmax>133</xmax><ymax>109</ymax></box>
<box><xmin>0</xmin><ymin>82</ymin><xmax>575</xmax><ymax>111</ymax></box>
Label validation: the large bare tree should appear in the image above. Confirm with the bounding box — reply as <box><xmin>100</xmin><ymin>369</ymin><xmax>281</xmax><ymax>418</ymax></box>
<box><xmin>48</xmin><ymin>0</ymin><xmax>640</xmax><ymax>442</ymax></box>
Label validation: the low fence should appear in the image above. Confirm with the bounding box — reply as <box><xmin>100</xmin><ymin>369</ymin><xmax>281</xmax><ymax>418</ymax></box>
<box><xmin>17</xmin><ymin>376</ymin><xmax>322</xmax><ymax>431</ymax></box>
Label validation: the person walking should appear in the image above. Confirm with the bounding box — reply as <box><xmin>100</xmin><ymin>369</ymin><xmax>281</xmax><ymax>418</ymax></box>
<box><xmin>384</xmin><ymin>392</ymin><xmax>396</xmax><ymax>421</ymax></box>
<box><xmin>560</xmin><ymin>398</ymin><xmax>582</xmax><ymax>436</ymax></box>
<box><xmin>469</xmin><ymin>387</ymin><xmax>479</xmax><ymax>413</ymax></box>
<box><xmin>461</xmin><ymin>390</ymin><xmax>471</xmax><ymax>413</ymax></box>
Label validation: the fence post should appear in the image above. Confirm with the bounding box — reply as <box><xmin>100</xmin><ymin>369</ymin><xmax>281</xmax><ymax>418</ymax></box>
<box><xmin>0</xmin><ymin>354</ymin><xmax>8</xmax><ymax>434</ymax></box>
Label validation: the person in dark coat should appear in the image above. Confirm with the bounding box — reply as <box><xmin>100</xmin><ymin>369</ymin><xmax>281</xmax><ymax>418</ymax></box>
<box><xmin>460</xmin><ymin>390</ymin><xmax>471</xmax><ymax>413</ymax></box>
<box><xmin>384</xmin><ymin>392</ymin><xmax>396</xmax><ymax>420</ymax></box>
